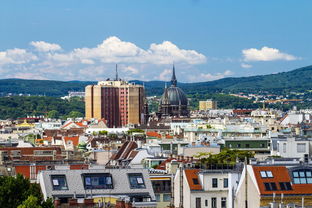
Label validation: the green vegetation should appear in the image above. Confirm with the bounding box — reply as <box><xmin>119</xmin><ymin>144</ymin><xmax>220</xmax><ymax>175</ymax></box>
<box><xmin>127</xmin><ymin>129</ymin><xmax>145</xmax><ymax>135</ymax></box>
<box><xmin>0</xmin><ymin>174</ymin><xmax>53</xmax><ymax>208</ymax></box>
<box><xmin>0</xmin><ymin>96</ymin><xmax>84</xmax><ymax>119</ymax></box>
<box><xmin>2</xmin><ymin>65</ymin><xmax>312</xmax><ymax>97</ymax></box>
<box><xmin>194</xmin><ymin>149</ymin><xmax>255</xmax><ymax>167</ymax></box>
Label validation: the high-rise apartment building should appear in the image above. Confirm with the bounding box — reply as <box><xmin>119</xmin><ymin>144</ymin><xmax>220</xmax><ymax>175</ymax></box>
<box><xmin>85</xmin><ymin>78</ymin><xmax>145</xmax><ymax>128</ymax></box>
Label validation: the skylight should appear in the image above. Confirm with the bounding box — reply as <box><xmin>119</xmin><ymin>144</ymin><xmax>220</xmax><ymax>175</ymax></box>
<box><xmin>260</xmin><ymin>171</ymin><xmax>274</xmax><ymax>178</ymax></box>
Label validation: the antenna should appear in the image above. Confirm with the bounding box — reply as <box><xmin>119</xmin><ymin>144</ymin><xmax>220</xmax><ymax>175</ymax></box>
<box><xmin>115</xmin><ymin>64</ymin><xmax>118</xmax><ymax>81</ymax></box>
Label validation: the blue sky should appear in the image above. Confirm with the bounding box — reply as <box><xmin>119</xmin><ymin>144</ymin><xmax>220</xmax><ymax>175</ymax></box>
<box><xmin>0</xmin><ymin>0</ymin><xmax>311</xmax><ymax>82</ymax></box>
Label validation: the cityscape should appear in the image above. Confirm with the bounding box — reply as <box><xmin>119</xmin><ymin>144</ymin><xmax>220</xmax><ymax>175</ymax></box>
<box><xmin>1</xmin><ymin>1</ymin><xmax>312</xmax><ymax>208</ymax></box>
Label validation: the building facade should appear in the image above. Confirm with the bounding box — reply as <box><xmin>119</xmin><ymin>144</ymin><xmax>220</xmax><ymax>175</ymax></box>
<box><xmin>85</xmin><ymin>77</ymin><xmax>145</xmax><ymax>127</ymax></box>
<box><xmin>199</xmin><ymin>100</ymin><xmax>218</xmax><ymax>110</ymax></box>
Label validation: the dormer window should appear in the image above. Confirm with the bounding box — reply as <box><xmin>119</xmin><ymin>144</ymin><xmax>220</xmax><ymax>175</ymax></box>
<box><xmin>128</xmin><ymin>173</ymin><xmax>145</xmax><ymax>189</ymax></box>
<box><xmin>51</xmin><ymin>175</ymin><xmax>68</xmax><ymax>190</ymax></box>
<box><xmin>260</xmin><ymin>171</ymin><xmax>273</xmax><ymax>178</ymax></box>
<box><xmin>82</xmin><ymin>173</ymin><xmax>113</xmax><ymax>189</ymax></box>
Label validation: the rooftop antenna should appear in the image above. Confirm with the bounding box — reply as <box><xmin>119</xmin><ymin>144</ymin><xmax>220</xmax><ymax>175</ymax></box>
<box><xmin>115</xmin><ymin>64</ymin><xmax>118</xmax><ymax>81</ymax></box>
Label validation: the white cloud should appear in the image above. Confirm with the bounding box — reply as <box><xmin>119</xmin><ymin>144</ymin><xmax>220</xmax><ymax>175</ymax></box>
<box><xmin>241</xmin><ymin>63</ymin><xmax>252</xmax><ymax>68</ymax></box>
<box><xmin>30</xmin><ymin>41</ymin><xmax>62</xmax><ymax>52</ymax></box>
<box><xmin>242</xmin><ymin>46</ymin><xmax>298</xmax><ymax>62</ymax></box>
<box><xmin>198</xmin><ymin>70</ymin><xmax>233</xmax><ymax>81</ymax></box>
<box><xmin>0</xmin><ymin>48</ymin><xmax>37</xmax><ymax>65</ymax></box>
<box><xmin>123</xmin><ymin>66</ymin><xmax>139</xmax><ymax>74</ymax></box>
<box><xmin>67</xmin><ymin>36</ymin><xmax>206</xmax><ymax>65</ymax></box>
<box><xmin>158</xmin><ymin>68</ymin><xmax>172</xmax><ymax>81</ymax></box>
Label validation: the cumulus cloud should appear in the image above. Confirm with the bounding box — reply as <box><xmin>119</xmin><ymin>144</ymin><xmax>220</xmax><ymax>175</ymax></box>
<box><xmin>158</xmin><ymin>68</ymin><xmax>172</xmax><ymax>81</ymax></box>
<box><xmin>242</xmin><ymin>46</ymin><xmax>298</xmax><ymax>62</ymax></box>
<box><xmin>0</xmin><ymin>48</ymin><xmax>37</xmax><ymax>65</ymax></box>
<box><xmin>30</xmin><ymin>41</ymin><xmax>62</xmax><ymax>52</ymax></box>
<box><xmin>123</xmin><ymin>66</ymin><xmax>139</xmax><ymax>74</ymax></box>
<box><xmin>0</xmin><ymin>36</ymin><xmax>207</xmax><ymax>81</ymax></box>
<box><xmin>241</xmin><ymin>63</ymin><xmax>252</xmax><ymax>68</ymax></box>
<box><xmin>198</xmin><ymin>70</ymin><xmax>233</xmax><ymax>81</ymax></box>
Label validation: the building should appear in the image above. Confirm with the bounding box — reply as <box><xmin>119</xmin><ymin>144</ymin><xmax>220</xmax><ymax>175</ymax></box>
<box><xmin>158</xmin><ymin>65</ymin><xmax>189</xmax><ymax>118</ymax></box>
<box><xmin>235</xmin><ymin>163</ymin><xmax>312</xmax><ymax>208</ymax></box>
<box><xmin>85</xmin><ymin>68</ymin><xmax>145</xmax><ymax>127</ymax></box>
<box><xmin>174</xmin><ymin>167</ymin><xmax>240</xmax><ymax>208</ymax></box>
<box><xmin>199</xmin><ymin>100</ymin><xmax>217</xmax><ymax>110</ymax></box>
<box><xmin>38</xmin><ymin>168</ymin><xmax>157</xmax><ymax>207</ymax></box>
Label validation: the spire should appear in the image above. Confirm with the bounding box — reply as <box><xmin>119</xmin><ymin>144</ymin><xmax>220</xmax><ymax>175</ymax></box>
<box><xmin>115</xmin><ymin>64</ymin><xmax>118</xmax><ymax>81</ymax></box>
<box><xmin>171</xmin><ymin>64</ymin><xmax>177</xmax><ymax>86</ymax></box>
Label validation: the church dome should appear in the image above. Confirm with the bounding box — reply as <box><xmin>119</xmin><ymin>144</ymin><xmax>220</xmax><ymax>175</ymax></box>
<box><xmin>159</xmin><ymin>65</ymin><xmax>188</xmax><ymax>106</ymax></box>
<box><xmin>160</xmin><ymin>86</ymin><xmax>188</xmax><ymax>106</ymax></box>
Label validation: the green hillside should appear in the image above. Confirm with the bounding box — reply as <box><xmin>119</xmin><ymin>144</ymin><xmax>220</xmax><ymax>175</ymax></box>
<box><xmin>0</xmin><ymin>65</ymin><xmax>312</xmax><ymax>96</ymax></box>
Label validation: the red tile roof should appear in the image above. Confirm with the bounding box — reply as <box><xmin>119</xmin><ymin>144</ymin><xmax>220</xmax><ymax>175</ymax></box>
<box><xmin>184</xmin><ymin>169</ymin><xmax>202</xmax><ymax>190</ymax></box>
<box><xmin>63</xmin><ymin>136</ymin><xmax>79</xmax><ymax>146</ymax></box>
<box><xmin>253</xmin><ymin>166</ymin><xmax>312</xmax><ymax>195</ymax></box>
<box><xmin>146</xmin><ymin>131</ymin><xmax>161</xmax><ymax>138</ymax></box>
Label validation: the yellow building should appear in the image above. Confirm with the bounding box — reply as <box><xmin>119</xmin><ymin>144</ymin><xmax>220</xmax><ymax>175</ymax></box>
<box><xmin>85</xmin><ymin>79</ymin><xmax>145</xmax><ymax>128</ymax></box>
<box><xmin>199</xmin><ymin>99</ymin><xmax>217</xmax><ymax>110</ymax></box>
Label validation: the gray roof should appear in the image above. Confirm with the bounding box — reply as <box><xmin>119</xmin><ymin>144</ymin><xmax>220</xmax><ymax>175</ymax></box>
<box><xmin>38</xmin><ymin>168</ymin><xmax>155</xmax><ymax>201</ymax></box>
<box><xmin>160</xmin><ymin>86</ymin><xmax>188</xmax><ymax>106</ymax></box>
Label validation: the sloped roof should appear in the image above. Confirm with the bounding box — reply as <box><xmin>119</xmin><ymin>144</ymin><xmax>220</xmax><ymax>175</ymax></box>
<box><xmin>184</xmin><ymin>169</ymin><xmax>202</xmax><ymax>190</ymax></box>
<box><xmin>253</xmin><ymin>166</ymin><xmax>312</xmax><ymax>195</ymax></box>
<box><xmin>63</xmin><ymin>136</ymin><xmax>79</xmax><ymax>146</ymax></box>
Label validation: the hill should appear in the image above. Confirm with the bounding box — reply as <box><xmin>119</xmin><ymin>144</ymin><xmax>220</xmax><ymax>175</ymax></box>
<box><xmin>0</xmin><ymin>65</ymin><xmax>312</xmax><ymax>96</ymax></box>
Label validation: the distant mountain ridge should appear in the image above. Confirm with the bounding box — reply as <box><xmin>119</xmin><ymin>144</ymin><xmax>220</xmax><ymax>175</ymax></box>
<box><xmin>1</xmin><ymin>65</ymin><xmax>312</xmax><ymax>96</ymax></box>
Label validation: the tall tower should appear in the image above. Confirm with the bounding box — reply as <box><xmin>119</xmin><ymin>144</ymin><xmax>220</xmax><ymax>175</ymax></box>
<box><xmin>85</xmin><ymin>67</ymin><xmax>145</xmax><ymax>127</ymax></box>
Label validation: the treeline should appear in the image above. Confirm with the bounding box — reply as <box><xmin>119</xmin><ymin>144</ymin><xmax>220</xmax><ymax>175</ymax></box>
<box><xmin>0</xmin><ymin>96</ymin><xmax>84</xmax><ymax>119</ymax></box>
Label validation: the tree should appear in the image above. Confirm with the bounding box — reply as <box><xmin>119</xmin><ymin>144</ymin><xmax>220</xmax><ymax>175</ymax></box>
<box><xmin>0</xmin><ymin>174</ymin><xmax>53</xmax><ymax>208</ymax></box>
<box><xmin>47</xmin><ymin>110</ymin><xmax>59</xmax><ymax>119</ymax></box>
<box><xmin>67</xmin><ymin>111</ymin><xmax>84</xmax><ymax>118</ymax></box>
<box><xmin>17</xmin><ymin>195</ymin><xmax>42</xmax><ymax>208</ymax></box>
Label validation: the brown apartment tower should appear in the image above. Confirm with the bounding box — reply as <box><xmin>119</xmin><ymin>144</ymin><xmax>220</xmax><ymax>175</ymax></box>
<box><xmin>85</xmin><ymin>71</ymin><xmax>145</xmax><ymax>127</ymax></box>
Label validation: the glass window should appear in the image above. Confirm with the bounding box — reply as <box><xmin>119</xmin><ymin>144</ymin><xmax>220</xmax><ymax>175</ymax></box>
<box><xmin>51</xmin><ymin>175</ymin><xmax>68</xmax><ymax>190</ymax></box>
<box><xmin>196</xmin><ymin>197</ymin><xmax>201</xmax><ymax>208</ymax></box>
<box><xmin>221</xmin><ymin>197</ymin><xmax>226</xmax><ymax>208</ymax></box>
<box><xmin>128</xmin><ymin>173</ymin><xmax>146</xmax><ymax>189</ymax></box>
<box><xmin>297</xmin><ymin>143</ymin><xmax>306</xmax><ymax>153</ymax></box>
<box><xmin>155</xmin><ymin>194</ymin><xmax>160</xmax><ymax>202</ymax></box>
<box><xmin>292</xmin><ymin>169</ymin><xmax>312</xmax><ymax>184</ymax></box>
<box><xmin>264</xmin><ymin>182</ymin><xmax>277</xmax><ymax>191</ymax></box>
<box><xmin>211</xmin><ymin>197</ymin><xmax>217</xmax><ymax>208</ymax></box>
<box><xmin>223</xmin><ymin>178</ymin><xmax>228</xmax><ymax>188</ymax></box>
<box><xmin>266</xmin><ymin>171</ymin><xmax>273</xmax><ymax>178</ymax></box>
<box><xmin>283</xmin><ymin>143</ymin><xmax>286</xmax><ymax>153</ymax></box>
<box><xmin>212</xmin><ymin>178</ymin><xmax>218</xmax><ymax>188</ymax></box>
<box><xmin>163</xmin><ymin>194</ymin><xmax>171</xmax><ymax>202</ymax></box>
<box><xmin>83</xmin><ymin>174</ymin><xmax>113</xmax><ymax>189</ymax></box>
<box><xmin>260</xmin><ymin>171</ymin><xmax>267</xmax><ymax>178</ymax></box>
<box><xmin>193</xmin><ymin>178</ymin><xmax>199</xmax><ymax>185</ymax></box>
<box><xmin>205</xmin><ymin>199</ymin><xmax>208</xmax><ymax>207</ymax></box>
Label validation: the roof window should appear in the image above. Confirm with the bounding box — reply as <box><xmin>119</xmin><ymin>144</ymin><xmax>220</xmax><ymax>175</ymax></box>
<box><xmin>260</xmin><ymin>171</ymin><xmax>273</xmax><ymax>178</ymax></box>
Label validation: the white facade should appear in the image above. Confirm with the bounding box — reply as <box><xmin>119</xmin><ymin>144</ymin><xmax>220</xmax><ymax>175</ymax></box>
<box><xmin>277</xmin><ymin>137</ymin><xmax>310</xmax><ymax>158</ymax></box>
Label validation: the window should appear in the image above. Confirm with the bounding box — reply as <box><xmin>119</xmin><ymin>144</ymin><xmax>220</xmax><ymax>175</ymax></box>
<box><xmin>205</xmin><ymin>199</ymin><xmax>208</xmax><ymax>206</ymax></box>
<box><xmin>264</xmin><ymin>182</ymin><xmax>277</xmax><ymax>191</ymax></box>
<box><xmin>51</xmin><ymin>175</ymin><xmax>68</xmax><ymax>190</ymax></box>
<box><xmin>245</xmin><ymin>144</ymin><xmax>250</xmax><ymax>148</ymax></box>
<box><xmin>193</xmin><ymin>178</ymin><xmax>199</xmax><ymax>185</ymax></box>
<box><xmin>155</xmin><ymin>194</ymin><xmax>160</xmax><ymax>202</ymax></box>
<box><xmin>163</xmin><ymin>194</ymin><xmax>171</xmax><ymax>202</ymax></box>
<box><xmin>293</xmin><ymin>170</ymin><xmax>312</xmax><ymax>184</ymax></box>
<box><xmin>237</xmin><ymin>144</ymin><xmax>241</xmax><ymax>148</ymax></box>
<box><xmin>297</xmin><ymin>143</ymin><xmax>306</xmax><ymax>153</ymax></box>
<box><xmin>223</xmin><ymin>178</ymin><xmax>228</xmax><ymax>188</ymax></box>
<box><xmin>260</xmin><ymin>143</ymin><xmax>265</xmax><ymax>148</ymax></box>
<box><xmin>211</xmin><ymin>197</ymin><xmax>217</xmax><ymax>208</ymax></box>
<box><xmin>221</xmin><ymin>197</ymin><xmax>226</xmax><ymax>208</ymax></box>
<box><xmin>196</xmin><ymin>197</ymin><xmax>201</xmax><ymax>208</ymax></box>
<box><xmin>128</xmin><ymin>173</ymin><xmax>146</xmax><ymax>189</ymax></box>
<box><xmin>83</xmin><ymin>174</ymin><xmax>113</xmax><ymax>189</ymax></box>
<box><xmin>279</xmin><ymin>182</ymin><xmax>292</xmax><ymax>190</ymax></box>
<box><xmin>212</xmin><ymin>178</ymin><xmax>218</xmax><ymax>188</ymax></box>
<box><xmin>283</xmin><ymin>143</ymin><xmax>286</xmax><ymax>153</ymax></box>
<box><xmin>260</xmin><ymin>171</ymin><xmax>273</xmax><ymax>178</ymax></box>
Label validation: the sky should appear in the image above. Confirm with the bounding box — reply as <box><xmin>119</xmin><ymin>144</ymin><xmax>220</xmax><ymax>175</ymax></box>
<box><xmin>0</xmin><ymin>0</ymin><xmax>311</xmax><ymax>82</ymax></box>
